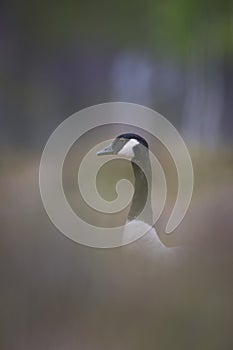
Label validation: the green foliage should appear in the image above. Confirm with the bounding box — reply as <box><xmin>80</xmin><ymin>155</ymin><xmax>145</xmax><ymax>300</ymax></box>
<box><xmin>13</xmin><ymin>0</ymin><xmax>233</xmax><ymax>57</ymax></box>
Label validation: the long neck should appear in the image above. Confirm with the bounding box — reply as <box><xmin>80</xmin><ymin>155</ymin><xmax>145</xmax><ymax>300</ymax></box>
<box><xmin>127</xmin><ymin>148</ymin><xmax>153</xmax><ymax>225</ymax></box>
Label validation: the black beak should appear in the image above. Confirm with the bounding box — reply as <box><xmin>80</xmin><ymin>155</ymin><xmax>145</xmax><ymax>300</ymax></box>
<box><xmin>96</xmin><ymin>144</ymin><xmax>115</xmax><ymax>156</ymax></box>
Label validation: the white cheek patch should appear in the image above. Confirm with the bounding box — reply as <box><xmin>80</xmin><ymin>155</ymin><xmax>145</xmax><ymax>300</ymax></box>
<box><xmin>118</xmin><ymin>139</ymin><xmax>140</xmax><ymax>159</ymax></box>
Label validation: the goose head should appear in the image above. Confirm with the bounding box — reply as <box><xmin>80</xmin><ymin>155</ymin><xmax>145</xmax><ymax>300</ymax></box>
<box><xmin>96</xmin><ymin>133</ymin><xmax>149</xmax><ymax>161</ymax></box>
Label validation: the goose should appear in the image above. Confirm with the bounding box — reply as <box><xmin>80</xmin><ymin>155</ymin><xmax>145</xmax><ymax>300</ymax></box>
<box><xmin>97</xmin><ymin>133</ymin><xmax>169</xmax><ymax>252</ymax></box>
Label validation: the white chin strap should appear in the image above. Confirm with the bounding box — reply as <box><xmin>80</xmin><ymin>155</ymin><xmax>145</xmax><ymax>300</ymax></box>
<box><xmin>118</xmin><ymin>139</ymin><xmax>140</xmax><ymax>159</ymax></box>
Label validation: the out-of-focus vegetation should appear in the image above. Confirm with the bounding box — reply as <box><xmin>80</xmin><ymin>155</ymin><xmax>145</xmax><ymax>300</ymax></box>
<box><xmin>1</xmin><ymin>1</ymin><xmax>233</xmax><ymax>349</ymax></box>
<box><xmin>1</xmin><ymin>0</ymin><xmax>233</xmax><ymax>147</ymax></box>
<box><xmin>9</xmin><ymin>0</ymin><xmax>233</xmax><ymax>55</ymax></box>
<box><xmin>1</xmin><ymin>148</ymin><xmax>233</xmax><ymax>349</ymax></box>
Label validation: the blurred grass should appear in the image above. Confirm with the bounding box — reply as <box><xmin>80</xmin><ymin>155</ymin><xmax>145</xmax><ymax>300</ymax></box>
<box><xmin>1</xmin><ymin>146</ymin><xmax>233</xmax><ymax>349</ymax></box>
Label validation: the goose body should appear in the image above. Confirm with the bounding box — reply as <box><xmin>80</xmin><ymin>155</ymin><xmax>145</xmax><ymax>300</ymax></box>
<box><xmin>97</xmin><ymin>133</ymin><xmax>169</xmax><ymax>250</ymax></box>
<box><xmin>123</xmin><ymin>219</ymin><xmax>167</xmax><ymax>250</ymax></box>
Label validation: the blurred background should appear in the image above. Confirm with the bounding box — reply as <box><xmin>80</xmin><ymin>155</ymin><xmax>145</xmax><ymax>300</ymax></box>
<box><xmin>1</xmin><ymin>1</ymin><xmax>233</xmax><ymax>349</ymax></box>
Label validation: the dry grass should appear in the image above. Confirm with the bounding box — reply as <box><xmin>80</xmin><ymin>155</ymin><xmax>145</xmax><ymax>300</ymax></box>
<box><xmin>1</xmin><ymin>147</ymin><xmax>233</xmax><ymax>349</ymax></box>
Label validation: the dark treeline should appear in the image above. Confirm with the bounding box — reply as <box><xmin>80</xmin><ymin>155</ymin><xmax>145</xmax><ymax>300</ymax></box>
<box><xmin>0</xmin><ymin>1</ymin><xmax>232</xmax><ymax>148</ymax></box>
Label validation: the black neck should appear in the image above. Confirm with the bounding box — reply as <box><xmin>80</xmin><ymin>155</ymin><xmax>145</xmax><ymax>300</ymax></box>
<box><xmin>127</xmin><ymin>146</ymin><xmax>153</xmax><ymax>225</ymax></box>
